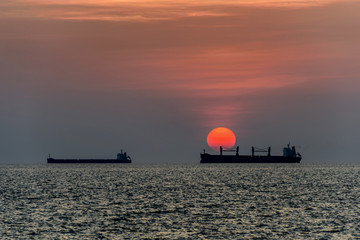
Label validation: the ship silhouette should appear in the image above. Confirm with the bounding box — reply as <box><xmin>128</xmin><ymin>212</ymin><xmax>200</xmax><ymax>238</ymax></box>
<box><xmin>47</xmin><ymin>150</ymin><xmax>131</xmax><ymax>163</ymax></box>
<box><xmin>200</xmin><ymin>144</ymin><xmax>301</xmax><ymax>163</ymax></box>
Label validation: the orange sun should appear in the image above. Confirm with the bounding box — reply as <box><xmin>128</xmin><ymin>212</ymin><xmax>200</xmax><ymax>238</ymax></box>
<box><xmin>207</xmin><ymin>127</ymin><xmax>236</xmax><ymax>151</ymax></box>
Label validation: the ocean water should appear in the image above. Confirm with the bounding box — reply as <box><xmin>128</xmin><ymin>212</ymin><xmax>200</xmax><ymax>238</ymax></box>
<box><xmin>0</xmin><ymin>164</ymin><xmax>359</xmax><ymax>239</ymax></box>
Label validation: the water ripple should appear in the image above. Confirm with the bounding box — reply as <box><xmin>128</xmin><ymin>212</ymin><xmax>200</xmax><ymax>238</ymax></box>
<box><xmin>0</xmin><ymin>164</ymin><xmax>359</xmax><ymax>239</ymax></box>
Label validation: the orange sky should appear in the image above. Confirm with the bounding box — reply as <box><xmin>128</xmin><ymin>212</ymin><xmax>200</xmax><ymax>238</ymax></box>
<box><xmin>1</xmin><ymin>0</ymin><xmax>360</xmax><ymax>162</ymax></box>
<box><xmin>0</xmin><ymin>0</ymin><xmax>351</xmax><ymax>21</ymax></box>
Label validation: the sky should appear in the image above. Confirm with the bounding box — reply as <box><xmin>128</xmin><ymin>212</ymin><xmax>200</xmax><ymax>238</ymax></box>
<box><xmin>1</xmin><ymin>0</ymin><xmax>360</xmax><ymax>163</ymax></box>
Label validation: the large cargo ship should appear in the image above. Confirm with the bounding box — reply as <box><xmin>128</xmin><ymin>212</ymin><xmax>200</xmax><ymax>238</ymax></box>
<box><xmin>47</xmin><ymin>150</ymin><xmax>131</xmax><ymax>163</ymax></box>
<box><xmin>200</xmin><ymin>144</ymin><xmax>301</xmax><ymax>163</ymax></box>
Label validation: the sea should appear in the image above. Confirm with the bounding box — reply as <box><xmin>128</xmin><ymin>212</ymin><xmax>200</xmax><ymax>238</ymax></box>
<box><xmin>1</xmin><ymin>163</ymin><xmax>359</xmax><ymax>239</ymax></box>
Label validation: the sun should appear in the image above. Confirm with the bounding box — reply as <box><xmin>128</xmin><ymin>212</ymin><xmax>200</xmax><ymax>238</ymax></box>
<box><xmin>207</xmin><ymin>127</ymin><xmax>236</xmax><ymax>151</ymax></box>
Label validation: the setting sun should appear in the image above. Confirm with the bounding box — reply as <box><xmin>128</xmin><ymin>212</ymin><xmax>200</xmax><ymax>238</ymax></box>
<box><xmin>207</xmin><ymin>127</ymin><xmax>236</xmax><ymax>151</ymax></box>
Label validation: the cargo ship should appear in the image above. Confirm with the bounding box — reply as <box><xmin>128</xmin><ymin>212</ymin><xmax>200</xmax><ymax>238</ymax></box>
<box><xmin>47</xmin><ymin>150</ymin><xmax>131</xmax><ymax>163</ymax></box>
<box><xmin>200</xmin><ymin>144</ymin><xmax>301</xmax><ymax>163</ymax></box>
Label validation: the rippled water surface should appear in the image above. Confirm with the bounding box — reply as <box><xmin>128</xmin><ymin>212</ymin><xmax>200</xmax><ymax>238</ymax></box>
<box><xmin>1</xmin><ymin>164</ymin><xmax>359</xmax><ymax>239</ymax></box>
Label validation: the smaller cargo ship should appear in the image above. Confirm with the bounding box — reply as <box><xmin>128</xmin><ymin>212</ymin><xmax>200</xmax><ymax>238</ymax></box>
<box><xmin>47</xmin><ymin>150</ymin><xmax>131</xmax><ymax>163</ymax></box>
<box><xmin>200</xmin><ymin>144</ymin><xmax>301</xmax><ymax>163</ymax></box>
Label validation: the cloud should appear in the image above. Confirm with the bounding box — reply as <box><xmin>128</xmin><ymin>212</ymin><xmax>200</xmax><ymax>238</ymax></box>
<box><xmin>0</xmin><ymin>0</ymin><xmax>346</xmax><ymax>22</ymax></box>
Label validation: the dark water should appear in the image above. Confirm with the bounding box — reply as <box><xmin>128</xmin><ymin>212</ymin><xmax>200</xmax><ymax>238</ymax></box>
<box><xmin>1</xmin><ymin>164</ymin><xmax>359</xmax><ymax>239</ymax></box>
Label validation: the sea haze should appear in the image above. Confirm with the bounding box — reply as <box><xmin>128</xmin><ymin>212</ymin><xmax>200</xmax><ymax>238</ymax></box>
<box><xmin>1</xmin><ymin>163</ymin><xmax>359</xmax><ymax>239</ymax></box>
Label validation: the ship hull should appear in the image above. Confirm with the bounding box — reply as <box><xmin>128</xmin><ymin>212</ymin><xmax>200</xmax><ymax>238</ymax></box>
<box><xmin>47</xmin><ymin>158</ymin><xmax>131</xmax><ymax>163</ymax></box>
<box><xmin>200</xmin><ymin>154</ymin><xmax>301</xmax><ymax>163</ymax></box>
